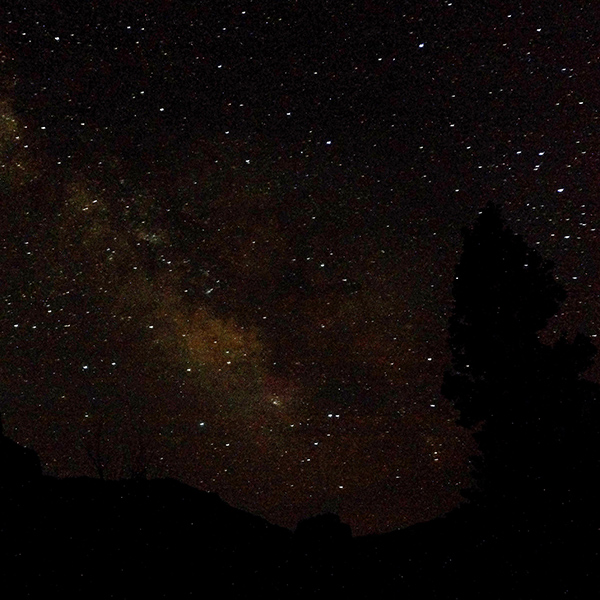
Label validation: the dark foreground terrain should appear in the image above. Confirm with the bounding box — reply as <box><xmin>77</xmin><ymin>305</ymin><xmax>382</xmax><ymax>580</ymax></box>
<box><xmin>0</xmin><ymin>431</ymin><xmax>597</xmax><ymax>599</ymax></box>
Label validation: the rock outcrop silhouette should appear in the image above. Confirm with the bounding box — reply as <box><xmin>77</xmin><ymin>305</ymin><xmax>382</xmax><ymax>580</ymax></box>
<box><xmin>0</xmin><ymin>415</ymin><xmax>42</xmax><ymax>488</ymax></box>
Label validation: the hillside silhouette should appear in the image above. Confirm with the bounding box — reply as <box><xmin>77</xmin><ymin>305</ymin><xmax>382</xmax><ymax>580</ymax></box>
<box><xmin>0</xmin><ymin>446</ymin><xmax>292</xmax><ymax>598</ymax></box>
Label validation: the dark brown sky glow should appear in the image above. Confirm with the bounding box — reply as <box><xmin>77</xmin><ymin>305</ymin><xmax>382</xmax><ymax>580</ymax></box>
<box><xmin>1</xmin><ymin>1</ymin><xmax>599</xmax><ymax>535</ymax></box>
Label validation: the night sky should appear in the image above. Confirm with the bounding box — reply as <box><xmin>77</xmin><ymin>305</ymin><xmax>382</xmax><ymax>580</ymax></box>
<box><xmin>1</xmin><ymin>0</ymin><xmax>599</xmax><ymax>536</ymax></box>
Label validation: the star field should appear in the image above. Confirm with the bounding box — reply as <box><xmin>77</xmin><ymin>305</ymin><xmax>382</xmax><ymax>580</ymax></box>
<box><xmin>1</xmin><ymin>1</ymin><xmax>599</xmax><ymax>535</ymax></box>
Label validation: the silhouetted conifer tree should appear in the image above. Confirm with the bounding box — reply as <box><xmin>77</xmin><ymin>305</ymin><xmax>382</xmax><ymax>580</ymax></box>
<box><xmin>443</xmin><ymin>203</ymin><xmax>600</xmax><ymax>529</ymax></box>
